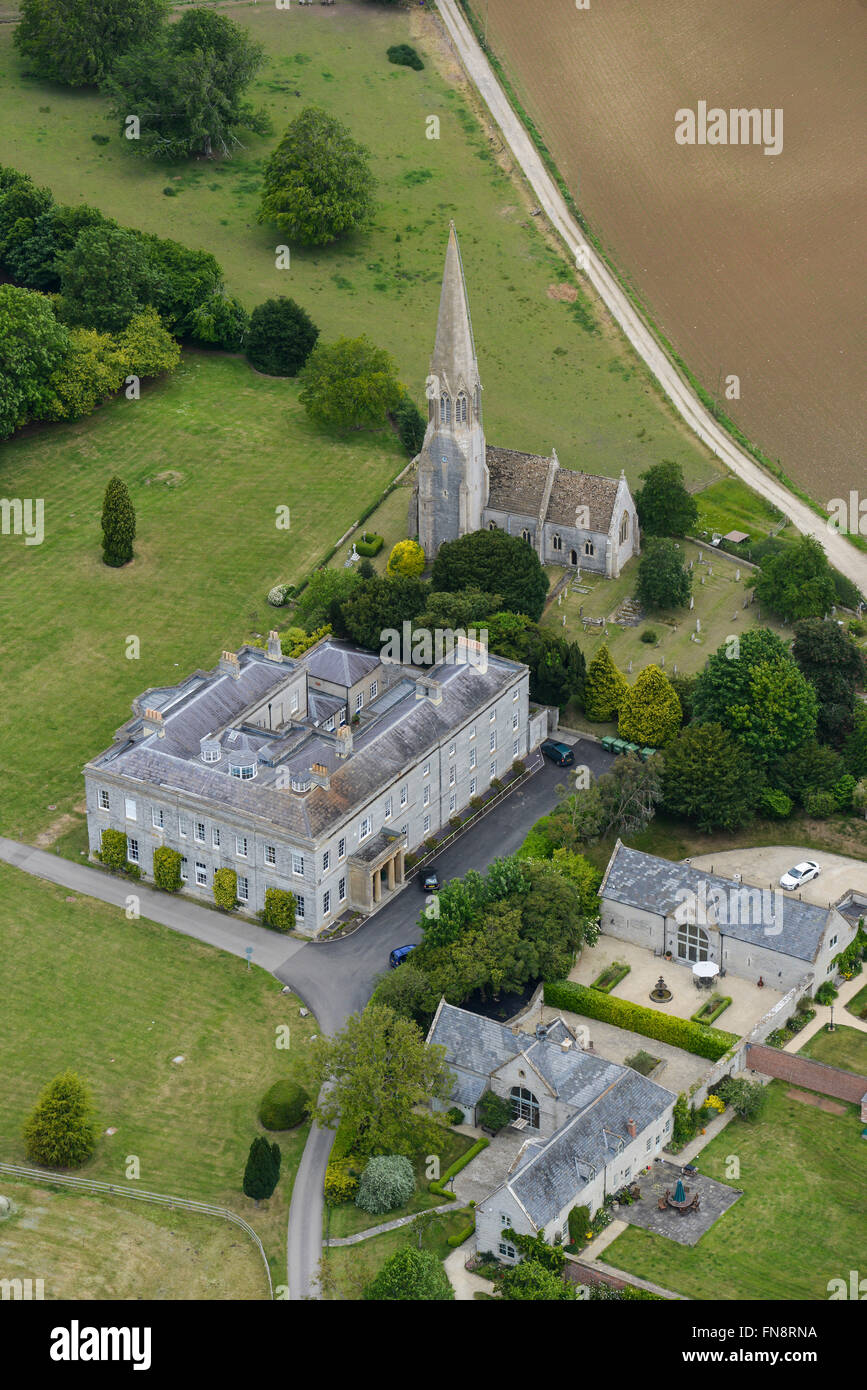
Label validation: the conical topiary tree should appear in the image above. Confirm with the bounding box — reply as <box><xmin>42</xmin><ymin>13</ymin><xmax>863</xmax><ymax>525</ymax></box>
<box><xmin>101</xmin><ymin>475</ymin><xmax>136</xmax><ymax>567</ymax></box>
<box><xmin>583</xmin><ymin>645</ymin><xmax>629</xmax><ymax>721</ymax></box>
<box><xmin>23</xmin><ymin>1071</ymin><xmax>97</xmax><ymax>1169</ymax></box>
<box><xmin>618</xmin><ymin>664</ymin><xmax>682</xmax><ymax>746</ymax></box>
<box><xmin>242</xmin><ymin>1136</ymin><xmax>281</xmax><ymax>1203</ymax></box>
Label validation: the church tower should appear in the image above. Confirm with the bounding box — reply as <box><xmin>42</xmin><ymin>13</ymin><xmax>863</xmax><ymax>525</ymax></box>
<box><xmin>416</xmin><ymin>222</ymin><xmax>488</xmax><ymax>559</ymax></box>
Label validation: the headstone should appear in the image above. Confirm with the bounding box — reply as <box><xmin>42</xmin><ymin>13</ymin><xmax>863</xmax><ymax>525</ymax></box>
<box><xmin>701</xmin><ymin>576</ymin><xmax>705</xmax><ymax>585</ymax></box>
<box><xmin>743</xmin><ymin>597</ymin><xmax>749</xmax><ymax>609</ymax></box>
<box><xmin>563</xmin><ymin>614</ymin><xmax>567</xmax><ymax>626</ymax></box>
<box><xmin>660</xmin><ymin>655</ymin><xmax>665</xmax><ymax>667</ymax></box>
<box><xmin>299</xmin><ymin>1007</ymin><xmax>309</xmax><ymax>1017</ymax></box>
<box><xmin>696</xmin><ymin>618</ymin><xmax>701</xmax><ymax>633</ymax></box>
<box><xmin>673</xmin><ymin>664</ymin><xmax>678</xmax><ymax>675</ymax></box>
<box><xmin>708</xmin><ymin>565</ymin><xmax>713</xmax><ymax>575</ymax></box>
<box><xmin>735</xmin><ymin>568</ymin><xmax>740</xmax><ymax>581</ymax></box>
<box><xmin>732</xmin><ymin>612</ymin><xmax>738</xmax><ymax>621</ymax></box>
<box><xmin>558</xmin><ymin>592</ymin><xmax>562</xmax><ymax>606</ymax></box>
<box><xmin>689</xmin><ymin>596</ymin><xmax>694</xmax><ymax>610</ymax></box>
<box><xmin>627</xmin><ymin>660</ymin><xmax>633</xmax><ymax>674</ymax></box>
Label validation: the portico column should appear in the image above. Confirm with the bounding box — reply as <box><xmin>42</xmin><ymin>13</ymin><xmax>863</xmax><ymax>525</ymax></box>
<box><xmin>396</xmin><ymin>849</ymin><xmax>405</xmax><ymax>885</ymax></box>
<box><xmin>387</xmin><ymin>856</ymin><xmax>396</xmax><ymax>891</ymax></box>
<box><xmin>373</xmin><ymin>870</ymin><xmax>381</xmax><ymax>904</ymax></box>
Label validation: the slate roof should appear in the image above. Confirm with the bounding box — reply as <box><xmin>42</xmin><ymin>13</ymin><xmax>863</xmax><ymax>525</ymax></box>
<box><xmin>601</xmin><ymin>842</ymin><xmax>833</xmax><ymax>962</ymax></box>
<box><xmin>428</xmin><ymin>1003</ymin><xmax>675</xmax><ymax>1229</ymax></box>
<box><xmin>485</xmin><ymin>446</ymin><xmax>622</xmax><ymax>533</ymax></box>
<box><xmin>87</xmin><ymin>642</ymin><xmax>525</xmax><ymax>844</ymax></box>
<box><xmin>304</xmin><ymin>640</ymin><xmax>380</xmax><ymax>688</ymax></box>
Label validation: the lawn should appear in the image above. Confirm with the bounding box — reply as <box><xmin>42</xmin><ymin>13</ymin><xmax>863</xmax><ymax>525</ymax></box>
<box><xmin>0</xmin><ymin>1178</ymin><xmax>267</xmax><ymax>1300</ymax></box>
<box><xmin>322</xmin><ymin>1204</ymin><xmax>474</xmax><ymax>1301</ymax></box>
<box><xmin>0</xmin><ymin>351</ymin><xmax>405</xmax><ymax>841</ymax></box>
<box><xmin>693</xmin><ymin>476</ymin><xmax>792</xmax><ymax>546</ymax></box>
<box><xmin>0</xmin><ymin>860</ymin><xmax>318</xmax><ymax>1294</ymax></box>
<box><xmin>325</xmin><ymin>1124</ymin><xmax>475</xmax><ymax>1240</ymax></box>
<box><xmin>0</xmin><ymin>1</ymin><xmax>717</xmax><ymax>487</ymax></box>
<box><xmin>603</xmin><ymin>1075</ymin><xmax>867</xmax><ymax>1300</ymax></box>
<box><xmin>844</xmin><ymin>983</ymin><xmax>867</xmax><ymax>1023</ymax></box>
<box><xmin>800</xmin><ymin>1024</ymin><xmax>867</xmax><ymax>1076</ymax></box>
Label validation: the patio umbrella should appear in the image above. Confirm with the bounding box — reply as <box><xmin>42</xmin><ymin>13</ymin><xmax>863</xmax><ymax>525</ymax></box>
<box><xmin>674</xmin><ymin>1178</ymin><xmax>686</xmax><ymax>1203</ymax></box>
<box><xmin>693</xmin><ymin>961</ymin><xmax>719</xmax><ymax>978</ymax></box>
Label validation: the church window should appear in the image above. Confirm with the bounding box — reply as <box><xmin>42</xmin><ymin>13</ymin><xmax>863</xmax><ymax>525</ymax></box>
<box><xmin>521</xmin><ymin>529</ymin><xmax>530</xmax><ymax>543</ymax></box>
<box><xmin>456</xmin><ymin>392</ymin><xmax>468</xmax><ymax>423</ymax></box>
<box><xmin>440</xmin><ymin>393</ymin><xmax>451</xmax><ymax>425</ymax></box>
<box><xmin>584</xmin><ymin>541</ymin><xmax>595</xmax><ymax>556</ymax></box>
<box><xmin>552</xmin><ymin>534</ymin><xmax>562</xmax><ymax>552</ymax></box>
<box><xmin>488</xmin><ymin>521</ymin><xmax>497</xmax><ymax>531</ymax></box>
<box><xmin>619</xmin><ymin>511</ymin><xmax>629</xmax><ymax>544</ymax></box>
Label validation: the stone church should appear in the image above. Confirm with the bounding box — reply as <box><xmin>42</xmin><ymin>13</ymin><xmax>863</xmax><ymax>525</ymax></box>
<box><xmin>410</xmin><ymin>223</ymin><xmax>640</xmax><ymax>575</ymax></box>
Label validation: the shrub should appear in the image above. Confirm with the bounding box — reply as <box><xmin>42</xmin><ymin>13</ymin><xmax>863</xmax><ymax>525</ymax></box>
<box><xmin>152</xmin><ymin>845</ymin><xmax>182</xmax><ymax>893</ymax></box>
<box><xmin>815</xmin><ymin>980</ymin><xmax>838</xmax><ymax>1005</ymax></box>
<box><xmin>511</xmin><ymin>759</ymin><xmax>526</xmax><ymax>776</ymax></box>
<box><xmin>672</xmin><ymin>1093</ymin><xmax>697</xmax><ymax>1146</ymax></box>
<box><xmin>101</xmin><ymin>475</ymin><xmax>135</xmax><ymax>567</ymax></box>
<box><xmin>355</xmin><ymin>1155</ymin><xmax>415</xmax><ymax>1215</ymax></box>
<box><xmin>213</xmin><ymin>867</ymin><xmax>237</xmax><ymax>911</ymax></box>
<box><xmin>387</xmin><ymin>538</ymin><xmax>425</xmax><ymax>577</ymax></box>
<box><xmin>405</xmin><ymin>852</ymin><xmax>418</xmax><ymax>871</ymax></box>
<box><xmin>261</xmin><ymin>887</ymin><xmax>296</xmax><ymax>933</ymax></box>
<box><xmin>689</xmin><ymin>994</ymin><xmax>732</xmax><ymax>1025</ymax></box>
<box><xmin>364</xmin><ymin>1246</ymin><xmax>453</xmax><ymax>1301</ymax></box>
<box><xmin>243</xmin><ymin>1135</ymin><xmax>281</xmax><ymax>1202</ymax></box>
<box><xmin>446</xmin><ymin>1107</ymin><xmax>465</xmax><ymax>1126</ymax></box>
<box><xmin>568</xmin><ymin>1204</ymin><xmax>591</xmax><ymax>1244</ymax></box>
<box><xmin>23</xmin><ymin>1070</ymin><xmax>97</xmax><ymax>1169</ymax></box>
<box><xmin>469</xmin><ymin>795</ymin><xmax>484</xmax><ymax>811</ymax></box>
<box><xmin>804</xmin><ymin>788</ymin><xmax>837</xmax><ymax>818</ymax></box>
<box><xmin>258</xmin><ymin>1079</ymin><xmax>309</xmax><ymax>1131</ymax></box>
<box><xmin>544</xmin><ymin>981</ymin><xmax>736</xmax><ymax>1060</ymax></box>
<box><xmin>448</xmin><ymin>815</ymin><xmax>462</xmax><ymax>830</ymax></box>
<box><xmin>477</xmin><ymin>1090</ymin><xmax>512</xmax><ymax>1134</ymax></box>
<box><xmin>760</xmin><ymin>787</ymin><xmax>793</xmax><ymax>819</ymax></box>
<box><xmin>640</xmin><ymin>628</ymin><xmax>657</xmax><ymax>644</ymax></box>
<box><xmin>447</xmin><ymin>1211</ymin><xmax>475</xmax><ymax>1247</ymax></box>
<box><xmin>355</xmin><ymin>531</ymin><xmax>384</xmax><ymax>557</ymax></box>
<box><xmin>267</xmin><ymin>584</ymin><xmax>291</xmax><ymax>606</ymax></box>
<box><xmin>324</xmin><ymin>1158</ymin><xmax>359</xmax><ymax>1205</ymax></box>
<box><xmin>713</xmin><ymin>1076</ymin><xmax>766</xmax><ymax>1121</ymax></box>
<box><xmin>490</xmin><ymin>777</ymin><xmax>503</xmax><ymax>792</ymax></box>
<box><xmin>832</xmin><ymin>774</ymin><xmax>857</xmax><ymax>811</ymax></box>
<box><xmin>99</xmin><ymin>827</ymin><xmax>128</xmax><ymax>872</ymax></box>
<box><xmin>246</xmin><ymin>296</ymin><xmax>318</xmax><ymax>377</ymax></box>
<box><xmin>387</xmin><ymin>43</ymin><xmax>424</xmax><ymax>70</ymax></box>
<box><xmin>424</xmin><ymin>837</ymin><xmax>437</xmax><ymax>852</ymax></box>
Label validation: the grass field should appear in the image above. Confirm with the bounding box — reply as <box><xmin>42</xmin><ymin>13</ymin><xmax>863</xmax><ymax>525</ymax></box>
<box><xmin>322</xmin><ymin>1205</ymin><xmax>473</xmax><ymax>1300</ymax></box>
<box><xmin>478</xmin><ymin>0</ymin><xmax>865</xmax><ymax>502</ymax></box>
<box><xmin>844</xmin><ymin>983</ymin><xmax>867</xmax><ymax>1023</ymax></box>
<box><xmin>0</xmin><ymin>1179</ymin><xmax>267</xmax><ymax>1300</ymax></box>
<box><xmin>0</xmin><ymin>860</ymin><xmax>318</xmax><ymax>1294</ymax></box>
<box><xmin>0</xmin><ymin>351</ymin><xmax>406</xmax><ymax>841</ymax></box>
<box><xmin>603</xmin><ymin>1069</ymin><xmax>867</xmax><ymax>1300</ymax></box>
<box><xmin>0</xmin><ymin>1</ymin><xmax>717</xmax><ymax>486</ymax></box>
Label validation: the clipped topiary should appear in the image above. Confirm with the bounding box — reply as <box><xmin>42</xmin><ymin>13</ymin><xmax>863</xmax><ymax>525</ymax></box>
<box><xmin>258</xmin><ymin>1079</ymin><xmax>310</xmax><ymax>1131</ymax></box>
<box><xmin>99</xmin><ymin>827</ymin><xmax>128</xmax><ymax>872</ymax></box>
<box><xmin>355</xmin><ymin>1154</ymin><xmax>415</xmax><ymax>1215</ymax></box>
<box><xmin>261</xmin><ymin>887</ymin><xmax>296</xmax><ymax>933</ymax></box>
<box><xmin>152</xmin><ymin>844</ymin><xmax>182</xmax><ymax>892</ymax></box>
<box><xmin>213</xmin><ymin>867</ymin><xmax>237</xmax><ymax>910</ymax></box>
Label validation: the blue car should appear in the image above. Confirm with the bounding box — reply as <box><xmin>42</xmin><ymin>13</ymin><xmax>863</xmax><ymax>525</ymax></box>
<box><xmin>389</xmin><ymin>944</ymin><xmax>417</xmax><ymax>969</ymax></box>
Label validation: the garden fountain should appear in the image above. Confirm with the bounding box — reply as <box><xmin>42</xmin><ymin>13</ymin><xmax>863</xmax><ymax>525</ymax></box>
<box><xmin>650</xmin><ymin>976</ymin><xmax>673</xmax><ymax>1002</ymax></box>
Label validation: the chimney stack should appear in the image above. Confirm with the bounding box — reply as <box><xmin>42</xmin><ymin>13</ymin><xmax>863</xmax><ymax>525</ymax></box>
<box><xmin>219</xmin><ymin>650</ymin><xmax>241</xmax><ymax>679</ymax></box>
<box><xmin>626</xmin><ymin>1118</ymin><xmax>637</xmax><ymax>1139</ymax></box>
<box><xmin>142</xmin><ymin>708</ymin><xmax>165</xmax><ymax>738</ymax></box>
<box><xmin>266</xmin><ymin>630</ymin><xmax>282</xmax><ymax>662</ymax></box>
<box><xmin>336</xmin><ymin>725</ymin><xmax>353</xmax><ymax>758</ymax></box>
<box><xmin>310</xmin><ymin>761</ymin><xmax>331</xmax><ymax>790</ymax></box>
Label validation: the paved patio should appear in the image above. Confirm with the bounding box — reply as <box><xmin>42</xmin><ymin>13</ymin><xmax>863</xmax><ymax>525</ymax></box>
<box><xmin>451</xmin><ymin>1128</ymin><xmax>530</xmax><ymax>1207</ymax></box>
<box><xmin>612</xmin><ymin>1158</ymin><xmax>742</xmax><ymax>1246</ymax></box>
<box><xmin>570</xmin><ymin>937</ymin><xmax>783</xmax><ymax>1037</ymax></box>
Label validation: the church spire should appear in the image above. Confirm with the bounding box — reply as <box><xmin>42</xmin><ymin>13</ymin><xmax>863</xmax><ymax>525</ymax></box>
<box><xmin>430</xmin><ymin>221</ymin><xmax>480</xmax><ymax>394</ymax></box>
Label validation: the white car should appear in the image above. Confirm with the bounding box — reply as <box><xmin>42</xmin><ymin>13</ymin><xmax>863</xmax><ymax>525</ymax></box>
<box><xmin>779</xmin><ymin>860</ymin><xmax>821</xmax><ymax>890</ymax></box>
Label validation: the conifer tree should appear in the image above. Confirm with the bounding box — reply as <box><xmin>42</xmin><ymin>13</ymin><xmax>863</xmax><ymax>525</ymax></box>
<box><xmin>23</xmin><ymin>1071</ymin><xmax>97</xmax><ymax>1168</ymax></box>
<box><xmin>242</xmin><ymin>1136</ymin><xmax>281</xmax><ymax>1203</ymax></box>
<box><xmin>101</xmin><ymin>475</ymin><xmax>136</xmax><ymax>567</ymax></box>
<box><xmin>618</xmin><ymin>664</ymin><xmax>682</xmax><ymax>746</ymax></box>
<box><xmin>583</xmin><ymin>646</ymin><xmax>628</xmax><ymax>721</ymax></box>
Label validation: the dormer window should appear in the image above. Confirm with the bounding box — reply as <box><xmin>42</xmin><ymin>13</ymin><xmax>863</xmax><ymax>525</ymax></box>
<box><xmin>440</xmin><ymin>393</ymin><xmax>451</xmax><ymax>425</ymax></box>
<box><xmin>200</xmin><ymin>737</ymin><xmax>221</xmax><ymax>763</ymax></box>
<box><xmin>230</xmin><ymin>763</ymin><xmax>257</xmax><ymax>781</ymax></box>
<box><xmin>456</xmin><ymin>392</ymin><xmax>468</xmax><ymax>424</ymax></box>
<box><xmin>290</xmin><ymin>773</ymin><xmax>311</xmax><ymax>792</ymax></box>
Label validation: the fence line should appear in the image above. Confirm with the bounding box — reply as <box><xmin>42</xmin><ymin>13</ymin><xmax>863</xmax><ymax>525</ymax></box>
<box><xmin>0</xmin><ymin>1161</ymin><xmax>273</xmax><ymax>1299</ymax></box>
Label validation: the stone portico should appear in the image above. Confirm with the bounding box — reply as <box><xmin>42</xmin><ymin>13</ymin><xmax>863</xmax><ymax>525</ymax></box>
<box><xmin>348</xmin><ymin>830</ymin><xmax>406</xmax><ymax>911</ymax></box>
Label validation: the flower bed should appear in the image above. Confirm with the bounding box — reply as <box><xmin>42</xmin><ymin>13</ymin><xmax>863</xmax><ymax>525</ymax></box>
<box><xmin>690</xmin><ymin>993</ymin><xmax>732</xmax><ymax>1025</ymax></box>
<box><xmin>590</xmin><ymin>960</ymin><xmax>630</xmax><ymax>993</ymax></box>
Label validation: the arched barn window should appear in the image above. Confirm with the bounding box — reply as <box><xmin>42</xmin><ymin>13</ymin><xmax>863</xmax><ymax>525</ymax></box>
<box><xmin>510</xmin><ymin>1086</ymin><xmax>540</xmax><ymax>1130</ymax></box>
<box><xmin>677</xmin><ymin>922</ymin><xmax>710</xmax><ymax>963</ymax></box>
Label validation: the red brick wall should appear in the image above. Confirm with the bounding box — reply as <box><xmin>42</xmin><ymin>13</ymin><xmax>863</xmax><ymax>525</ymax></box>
<box><xmin>746</xmin><ymin>1044</ymin><xmax>867</xmax><ymax>1105</ymax></box>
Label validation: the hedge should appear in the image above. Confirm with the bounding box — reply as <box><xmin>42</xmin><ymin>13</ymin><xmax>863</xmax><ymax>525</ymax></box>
<box><xmin>446</xmin><ymin>1208</ymin><xmax>476</xmax><ymax>1247</ymax></box>
<box><xmin>690</xmin><ymin>996</ymin><xmax>732</xmax><ymax>1026</ymax></box>
<box><xmin>355</xmin><ymin>531</ymin><xmax>384</xmax><ymax>557</ymax></box>
<box><xmin>429</xmin><ymin>1137</ymin><xmax>489</xmax><ymax>1201</ymax></box>
<box><xmin>543</xmin><ymin>981</ymin><xmax>737</xmax><ymax>1060</ymax></box>
<box><xmin>258</xmin><ymin>1079</ymin><xmax>309</xmax><ymax>1131</ymax></box>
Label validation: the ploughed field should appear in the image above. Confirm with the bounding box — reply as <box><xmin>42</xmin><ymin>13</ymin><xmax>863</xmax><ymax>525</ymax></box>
<box><xmin>479</xmin><ymin>0</ymin><xmax>866</xmax><ymax>503</ymax></box>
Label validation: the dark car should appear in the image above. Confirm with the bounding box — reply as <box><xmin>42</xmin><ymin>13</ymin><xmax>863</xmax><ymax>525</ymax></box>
<box><xmin>389</xmin><ymin>944</ymin><xmax>417</xmax><ymax>969</ymax></box>
<box><xmin>419</xmin><ymin>868</ymin><xmax>440</xmax><ymax>893</ymax></box>
<box><xmin>540</xmin><ymin>738</ymin><xmax>574</xmax><ymax>766</ymax></box>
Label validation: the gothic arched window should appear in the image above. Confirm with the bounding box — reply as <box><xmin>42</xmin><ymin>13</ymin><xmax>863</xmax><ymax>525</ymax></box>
<box><xmin>440</xmin><ymin>393</ymin><xmax>451</xmax><ymax>426</ymax></box>
<box><xmin>456</xmin><ymin>392</ymin><xmax>468</xmax><ymax>424</ymax></box>
<box><xmin>521</xmin><ymin>529</ymin><xmax>531</xmax><ymax>543</ymax></box>
<box><xmin>584</xmin><ymin>541</ymin><xmax>595</xmax><ymax>556</ymax></box>
<box><xmin>619</xmin><ymin>511</ymin><xmax>629</xmax><ymax>544</ymax></box>
<box><xmin>552</xmin><ymin>534</ymin><xmax>562</xmax><ymax>552</ymax></box>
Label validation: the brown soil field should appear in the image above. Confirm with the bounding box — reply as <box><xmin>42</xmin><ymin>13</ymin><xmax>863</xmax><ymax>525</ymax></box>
<box><xmin>480</xmin><ymin>0</ymin><xmax>866</xmax><ymax>503</ymax></box>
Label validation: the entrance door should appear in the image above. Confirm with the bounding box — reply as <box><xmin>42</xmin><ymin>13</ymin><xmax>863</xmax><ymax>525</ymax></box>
<box><xmin>570</xmin><ymin>549</ymin><xmax>578</xmax><ymax>565</ymax></box>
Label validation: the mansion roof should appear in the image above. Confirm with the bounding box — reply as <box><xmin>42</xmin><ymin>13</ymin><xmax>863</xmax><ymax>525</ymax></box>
<box><xmin>485</xmin><ymin>446</ymin><xmax>622</xmax><ymax>533</ymax></box>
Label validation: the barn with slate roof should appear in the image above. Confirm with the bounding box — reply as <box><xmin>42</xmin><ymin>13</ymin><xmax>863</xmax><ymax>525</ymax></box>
<box><xmin>411</xmin><ymin>223</ymin><xmax>640</xmax><ymax>575</ymax></box>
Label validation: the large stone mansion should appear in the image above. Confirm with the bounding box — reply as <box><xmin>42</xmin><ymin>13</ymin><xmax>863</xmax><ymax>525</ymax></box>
<box><xmin>410</xmin><ymin>223</ymin><xmax>640</xmax><ymax>576</ymax></box>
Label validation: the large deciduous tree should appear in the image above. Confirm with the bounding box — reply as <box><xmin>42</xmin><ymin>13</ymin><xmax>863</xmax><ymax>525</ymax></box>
<box><xmin>58</xmin><ymin>225</ymin><xmax>157</xmax><ymax>334</ymax></box>
<box><xmin>259</xmin><ymin>106</ymin><xmax>376</xmax><ymax>246</ymax></box>
<box><xmin>246</xmin><ymin>297</ymin><xmax>319</xmax><ymax>377</ymax></box>
<box><xmin>103</xmin><ymin>8</ymin><xmax>268</xmax><ymax>159</ymax></box>
<box><xmin>634</xmin><ymin>459</ymin><xmax>698</xmax><ymax>538</ymax></box>
<box><xmin>753</xmin><ymin>534</ymin><xmax>838</xmax><ymax>623</ymax></box>
<box><xmin>14</xmin><ymin>0</ymin><xmax>167</xmax><ymax>87</ymax></box>
<box><xmin>636</xmin><ymin>537</ymin><xmax>691</xmax><ymax>611</ymax></box>
<box><xmin>431</xmin><ymin>529</ymin><xmax>549</xmax><ymax>622</ymax></box>
<box><xmin>0</xmin><ymin>283</ymin><xmax>69</xmax><ymax>437</ymax></box>
<box><xmin>791</xmin><ymin>617</ymin><xmax>866</xmax><ymax>745</ymax></box>
<box><xmin>364</xmin><ymin>1247</ymin><xmax>454</xmax><ymax>1301</ymax></box>
<box><xmin>299</xmin><ymin>336</ymin><xmax>403</xmax><ymax>431</ymax></box>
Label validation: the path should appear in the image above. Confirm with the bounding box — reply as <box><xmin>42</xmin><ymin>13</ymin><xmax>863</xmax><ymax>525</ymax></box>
<box><xmin>325</xmin><ymin>1201</ymin><xmax>457</xmax><ymax>1247</ymax></box>
<box><xmin>434</xmin><ymin>0</ymin><xmax>867</xmax><ymax>596</ymax></box>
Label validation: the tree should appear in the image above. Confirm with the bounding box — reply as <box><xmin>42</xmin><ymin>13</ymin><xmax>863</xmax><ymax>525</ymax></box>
<box><xmin>246</xmin><ymin>297</ymin><xmax>319</xmax><ymax>377</ymax></box>
<box><xmin>500</xmin><ymin>1261</ymin><xmax>576</xmax><ymax>1301</ymax></box>
<box><xmin>58</xmin><ymin>225</ymin><xmax>156</xmax><ymax>333</ymax></box>
<box><xmin>550</xmin><ymin>849</ymin><xmax>603</xmax><ymax>919</ymax></box>
<box><xmin>103</xmin><ymin>8</ymin><xmax>268</xmax><ymax>159</ymax></box>
<box><xmin>152</xmin><ymin>845</ymin><xmax>182</xmax><ymax>892</ymax></box>
<box><xmin>484</xmin><ymin>610</ymin><xmax>536</xmax><ymax>660</ymax></box>
<box><xmin>668</xmin><ymin>671</ymin><xmax>697</xmax><ymax>725</ymax></box>
<box><xmin>213</xmin><ymin>867</ymin><xmax>238</xmax><ymax>910</ymax></box>
<box><xmin>844</xmin><ymin>707</ymin><xmax>867</xmax><ymax>779</ymax></box>
<box><xmin>754</xmin><ymin>534</ymin><xmax>837</xmax><ymax>623</ymax></box>
<box><xmin>692</xmin><ymin>629</ymin><xmax>818</xmax><ymax>770</ymax></box>
<box><xmin>369</xmin><ymin>965</ymin><xmax>439</xmax><ymax>1027</ymax></box>
<box><xmin>23</xmin><ymin>1071</ymin><xmax>97</xmax><ymax>1168</ymax></box>
<box><xmin>338</xmin><ymin>573</ymin><xmax>428</xmax><ymax>652</ymax></box>
<box><xmin>303</xmin><ymin>1005</ymin><xmax>454</xmax><ymax>1157</ymax></box>
<box><xmin>115</xmin><ymin>307</ymin><xmax>180</xmax><ymax>379</ymax></box>
<box><xmin>299</xmin><ymin>336</ymin><xmax>403</xmax><ymax>431</ymax></box>
<box><xmin>101</xmin><ymin>476</ymin><xmax>136</xmax><ymax>568</ymax></box>
<box><xmin>769</xmin><ymin>740</ymin><xmax>844</xmax><ymax>806</ymax></box>
<box><xmin>596</xmin><ymin>754</ymin><xmax>662</xmax><ymax>837</ymax></box>
<box><xmin>792</xmin><ymin>618</ymin><xmax>866</xmax><ymax>745</ymax></box>
<box><xmin>636</xmin><ymin>537</ymin><xmax>691</xmax><ymax>610</ymax></box>
<box><xmin>355</xmin><ymin>1155</ymin><xmax>415</xmax><ymax>1215</ymax></box>
<box><xmin>393</xmin><ymin>393</ymin><xmax>426</xmax><ymax>455</ymax></box>
<box><xmin>0</xmin><ymin>283</ymin><xmax>69</xmax><ymax>437</ymax></box>
<box><xmin>259</xmin><ymin>106</ymin><xmax>376</xmax><ymax>246</ymax></box>
<box><xmin>583</xmin><ymin>645</ymin><xmax>628</xmax><ymax>721</ymax></box>
<box><xmin>242</xmin><ymin>1136</ymin><xmax>281</xmax><ymax>1202</ymax></box>
<box><xmin>634</xmin><ymin>459</ymin><xmax>698</xmax><ymax>537</ymax></box>
<box><xmin>364</xmin><ymin>1247</ymin><xmax>454</xmax><ymax>1301</ymax></box>
<box><xmin>387</xmin><ymin>539</ymin><xmax>426</xmax><ymax>579</ymax></box>
<box><xmin>186</xmin><ymin>292</ymin><xmax>249</xmax><ymax>352</ymax></box>
<box><xmin>431</xmin><ymin>529</ymin><xmax>549</xmax><ymax>622</ymax></box>
<box><xmin>618</xmin><ymin>665</ymin><xmax>682</xmax><ymax>746</ymax></box>
<box><xmin>45</xmin><ymin>326</ymin><xmax>126</xmax><ymax>421</ymax></box>
<box><xmin>524</xmin><ymin>629</ymin><xmax>586</xmax><ymax>708</ymax></box>
<box><xmin>294</xmin><ymin>566</ymin><xmax>361</xmax><ymax>632</ymax></box>
<box><xmin>416</xmin><ymin>588</ymin><xmax>502</xmax><ymax>632</ymax></box>
<box><xmin>14</xmin><ymin>0</ymin><xmax>167</xmax><ymax>87</ymax></box>
<box><xmin>261</xmin><ymin>887</ymin><xmax>296</xmax><ymax>933</ymax></box>
<box><xmin>661</xmin><ymin>723</ymin><xmax>762</xmax><ymax>831</ymax></box>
